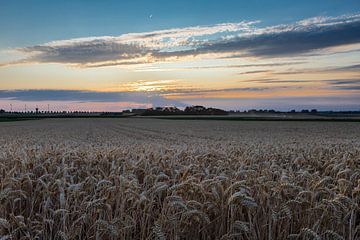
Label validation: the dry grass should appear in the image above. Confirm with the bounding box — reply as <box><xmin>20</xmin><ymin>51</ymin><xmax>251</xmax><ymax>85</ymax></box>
<box><xmin>0</xmin><ymin>118</ymin><xmax>359</xmax><ymax>239</ymax></box>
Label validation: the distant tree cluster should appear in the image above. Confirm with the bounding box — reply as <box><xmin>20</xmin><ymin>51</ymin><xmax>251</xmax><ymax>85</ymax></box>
<box><xmin>300</xmin><ymin>109</ymin><xmax>318</xmax><ymax>113</ymax></box>
<box><xmin>246</xmin><ymin>109</ymin><xmax>277</xmax><ymax>113</ymax></box>
<box><xmin>100</xmin><ymin>112</ymin><xmax>123</xmax><ymax>116</ymax></box>
<box><xmin>184</xmin><ymin>106</ymin><xmax>228</xmax><ymax>115</ymax></box>
<box><xmin>238</xmin><ymin>109</ymin><xmax>319</xmax><ymax>114</ymax></box>
<box><xmin>133</xmin><ymin>106</ymin><xmax>228</xmax><ymax>116</ymax></box>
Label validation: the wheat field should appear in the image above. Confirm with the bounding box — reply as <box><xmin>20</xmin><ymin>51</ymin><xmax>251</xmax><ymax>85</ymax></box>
<box><xmin>0</xmin><ymin>118</ymin><xmax>359</xmax><ymax>240</ymax></box>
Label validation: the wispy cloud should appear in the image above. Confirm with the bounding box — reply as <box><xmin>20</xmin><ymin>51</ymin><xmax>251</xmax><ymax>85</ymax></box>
<box><xmin>333</xmin><ymin>64</ymin><xmax>360</xmax><ymax>72</ymax></box>
<box><xmin>237</xmin><ymin>70</ymin><xmax>271</xmax><ymax>75</ymax></box>
<box><xmin>325</xmin><ymin>78</ymin><xmax>360</xmax><ymax>90</ymax></box>
<box><xmin>275</xmin><ymin>63</ymin><xmax>360</xmax><ymax>75</ymax></box>
<box><xmin>243</xmin><ymin>77</ymin><xmax>360</xmax><ymax>90</ymax></box>
<box><xmin>1</xmin><ymin>14</ymin><xmax>360</xmax><ymax>68</ymax></box>
<box><xmin>332</xmin><ymin>85</ymin><xmax>360</xmax><ymax>90</ymax></box>
<box><xmin>184</xmin><ymin>62</ymin><xmax>305</xmax><ymax>70</ymax></box>
<box><xmin>158</xmin><ymin>86</ymin><xmax>302</xmax><ymax>97</ymax></box>
<box><xmin>244</xmin><ymin>78</ymin><xmax>307</xmax><ymax>84</ymax></box>
<box><xmin>325</xmin><ymin>79</ymin><xmax>360</xmax><ymax>85</ymax></box>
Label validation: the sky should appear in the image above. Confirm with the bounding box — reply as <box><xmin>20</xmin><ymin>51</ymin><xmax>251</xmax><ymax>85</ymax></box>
<box><xmin>0</xmin><ymin>0</ymin><xmax>360</xmax><ymax>111</ymax></box>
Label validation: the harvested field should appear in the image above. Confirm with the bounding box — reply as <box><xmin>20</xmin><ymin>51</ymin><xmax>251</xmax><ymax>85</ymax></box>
<box><xmin>0</xmin><ymin>118</ymin><xmax>359</xmax><ymax>239</ymax></box>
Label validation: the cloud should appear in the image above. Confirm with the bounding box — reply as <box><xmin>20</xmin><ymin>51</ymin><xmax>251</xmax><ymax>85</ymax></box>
<box><xmin>21</xmin><ymin>42</ymin><xmax>154</xmax><ymax>66</ymax></box>
<box><xmin>185</xmin><ymin>62</ymin><xmax>305</xmax><ymax>70</ymax></box>
<box><xmin>181</xmin><ymin>95</ymin><xmax>360</xmax><ymax>111</ymax></box>
<box><xmin>325</xmin><ymin>79</ymin><xmax>360</xmax><ymax>85</ymax></box>
<box><xmin>333</xmin><ymin>85</ymin><xmax>360</xmax><ymax>90</ymax></box>
<box><xmin>333</xmin><ymin>64</ymin><xmax>360</xmax><ymax>72</ymax></box>
<box><xmin>195</xmin><ymin>14</ymin><xmax>360</xmax><ymax>57</ymax></box>
<box><xmin>325</xmin><ymin>78</ymin><xmax>360</xmax><ymax>91</ymax></box>
<box><xmin>244</xmin><ymin>78</ymin><xmax>307</xmax><ymax>84</ymax></box>
<box><xmin>0</xmin><ymin>89</ymin><xmax>185</xmax><ymax>107</ymax></box>
<box><xmin>0</xmin><ymin>87</ymin><xmax>296</xmax><ymax>109</ymax></box>
<box><xmin>238</xmin><ymin>70</ymin><xmax>271</xmax><ymax>75</ymax></box>
<box><xmin>1</xmin><ymin>14</ymin><xmax>360</xmax><ymax>67</ymax></box>
<box><xmin>275</xmin><ymin>63</ymin><xmax>360</xmax><ymax>75</ymax></box>
<box><xmin>245</xmin><ymin>77</ymin><xmax>360</xmax><ymax>86</ymax></box>
<box><xmin>159</xmin><ymin>86</ymin><xmax>301</xmax><ymax>97</ymax></box>
<box><xmin>4</xmin><ymin>21</ymin><xmax>257</xmax><ymax>67</ymax></box>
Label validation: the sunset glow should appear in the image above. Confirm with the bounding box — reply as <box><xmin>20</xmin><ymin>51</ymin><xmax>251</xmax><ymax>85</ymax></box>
<box><xmin>1</xmin><ymin>1</ymin><xmax>359</xmax><ymax>111</ymax></box>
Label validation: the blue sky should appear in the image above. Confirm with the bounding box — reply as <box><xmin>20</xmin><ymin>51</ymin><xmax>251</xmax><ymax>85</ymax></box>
<box><xmin>0</xmin><ymin>1</ymin><xmax>360</xmax><ymax>111</ymax></box>
<box><xmin>1</xmin><ymin>0</ymin><xmax>359</xmax><ymax>48</ymax></box>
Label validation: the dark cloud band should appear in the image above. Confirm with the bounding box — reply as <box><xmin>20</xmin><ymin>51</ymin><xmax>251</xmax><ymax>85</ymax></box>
<box><xmin>2</xmin><ymin>14</ymin><xmax>360</xmax><ymax>67</ymax></box>
<box><xmin>0</xmin><ymin>90</ymin><xmax>185</xmax><ymax>107</ymax></box>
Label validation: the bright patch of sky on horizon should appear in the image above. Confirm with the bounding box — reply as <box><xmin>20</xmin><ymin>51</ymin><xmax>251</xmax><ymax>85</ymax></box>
<box><xmin>0</xmin><ymin>0</ymin><xmax>360</xmax><ymax>111</ymax></box>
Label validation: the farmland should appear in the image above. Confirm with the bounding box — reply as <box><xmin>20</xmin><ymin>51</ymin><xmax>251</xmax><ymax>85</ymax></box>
<box><xmin>0</xmin><ymin>118</ymin><xmax>359</xmax><ymax>239</ymax></box>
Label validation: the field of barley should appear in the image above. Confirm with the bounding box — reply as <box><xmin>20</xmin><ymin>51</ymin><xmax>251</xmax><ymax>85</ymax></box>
<box><xmin>0</xmin><ymin>118</ymin><xmax>359</xmax><ymax>240</ymax></box>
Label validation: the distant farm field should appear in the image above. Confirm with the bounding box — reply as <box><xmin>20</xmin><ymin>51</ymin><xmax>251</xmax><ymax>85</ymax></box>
<box><xmin>0</xmin><ymin>118</ymin><xmax>359</xmax><ymax>239</ymax></box>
